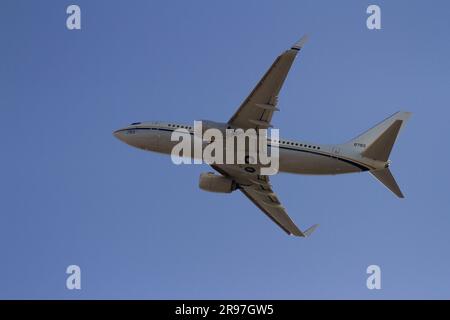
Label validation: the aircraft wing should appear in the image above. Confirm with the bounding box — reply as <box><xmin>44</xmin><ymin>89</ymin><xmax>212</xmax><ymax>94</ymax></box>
<box><xmin>228</xmin><ymin>35</ymin><xmax>308</xmax><ymax>130</ymax></box>
<box><xmin>211</xmin><ymin>164</ymin><xmax>318</xmax><ymax>237</ymax></box>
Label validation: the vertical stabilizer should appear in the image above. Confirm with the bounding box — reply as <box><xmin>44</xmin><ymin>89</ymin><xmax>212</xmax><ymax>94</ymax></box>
<box><xmin>347</xmin><ymin>111</ymin><xmax>411</xmax><ymax>162</ymax></box>
<box><xmin>346</xmin><ymin>111</ymin><xmax>412</xmax><ymax>198</ymax></box>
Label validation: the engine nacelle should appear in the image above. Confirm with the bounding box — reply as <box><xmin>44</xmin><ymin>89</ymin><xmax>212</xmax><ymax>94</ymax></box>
<box><xmin>199</xmin><ymin>172</ymin><xmax>236</xmax><ymax>193</ymax></box>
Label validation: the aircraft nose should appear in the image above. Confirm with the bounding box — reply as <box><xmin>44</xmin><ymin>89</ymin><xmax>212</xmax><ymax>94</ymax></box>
<box><xmin>113</xmin><ymin>129</ymin><xmax>127</xmax><ymax>143</ymax></box>
<box><xmin>113</xmin><ymin>126</ymin><xmax>147</xmax><ymax>150</ymax></box>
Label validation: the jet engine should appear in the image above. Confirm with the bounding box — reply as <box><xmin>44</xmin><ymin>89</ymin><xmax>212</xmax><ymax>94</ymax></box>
<box><xmin>199</xmin><ymin>172</ymin><xmax>236</xmax><ymax>193</ymax></box>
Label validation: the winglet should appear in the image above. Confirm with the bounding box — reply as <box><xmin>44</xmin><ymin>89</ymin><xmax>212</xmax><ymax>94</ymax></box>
<box><xmin>291</xmin><ymin>34</ymin><xmax>309</xmax><ymax>51</ymax></box>
<box><xmin>302</xmin><ymin>224</ymin><xmax>318</xmax><ymax>237</ymax></box>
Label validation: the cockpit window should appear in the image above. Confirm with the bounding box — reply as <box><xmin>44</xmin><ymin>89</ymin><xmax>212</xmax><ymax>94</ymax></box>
<box><xmin>131</xmin><ymin>122</ymin><xmax>141</xmax><ymax>125</ymax></box>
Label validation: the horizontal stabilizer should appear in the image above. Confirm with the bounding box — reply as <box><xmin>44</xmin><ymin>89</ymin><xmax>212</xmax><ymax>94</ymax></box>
<box><xmin>370</xmin><ymin>168</ymin><xmax>404</xmax><ymax>198</ymax></box>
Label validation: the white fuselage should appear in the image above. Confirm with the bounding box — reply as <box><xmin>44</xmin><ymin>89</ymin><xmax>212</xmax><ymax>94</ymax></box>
<box><xmin>114</xmin><ymin>121</ymin><xmax>386</xmax><ymax>175</ymax></box>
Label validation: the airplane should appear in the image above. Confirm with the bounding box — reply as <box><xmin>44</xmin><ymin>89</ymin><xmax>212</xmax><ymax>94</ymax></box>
<box><xmin>113</xmin><ymin>35</ymin><xmax>411</xmax><ymax>237</ymax></box>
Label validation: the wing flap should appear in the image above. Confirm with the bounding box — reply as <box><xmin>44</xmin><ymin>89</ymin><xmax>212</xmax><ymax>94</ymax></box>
<box><xmin>211</xmin><ymin>164</ymin><xmax>317</xmax><ymax>237</ymax></box>
<box><xmin>240</xmin><ymin>186</ymin><xmax>304</xmax><ymax>236</ymax></box>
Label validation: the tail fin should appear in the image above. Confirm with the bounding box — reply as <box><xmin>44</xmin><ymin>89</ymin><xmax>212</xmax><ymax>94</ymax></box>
<box><xmin>345</xmin><ymin>111</ymin><xmax>412</xmax><ymax>198</ymax></box>
<box><xmin>370</xmin><ymin>168</ymin><xmax>404</xmax><ymax>198</ymax></box>
<box><xmin>347</xmin><ymin>111</ymin><xmax>412</xmax><ymax>162</ymax></box>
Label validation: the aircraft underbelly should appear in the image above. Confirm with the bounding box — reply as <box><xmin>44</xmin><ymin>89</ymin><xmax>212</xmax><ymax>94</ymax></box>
<box><xmin>279</xmin><ymin>148</ymin><xmax>360</xmax><ymax>175</ymax></box>
<box><xmin>149</xmin><ymin>133</ymin><xmax>361</xmax><ymax>175</ymax></box>
<box><xmin>138</xmin><ymin>131</ymin><xmax>160</xmax><ymax>152</ymax></box>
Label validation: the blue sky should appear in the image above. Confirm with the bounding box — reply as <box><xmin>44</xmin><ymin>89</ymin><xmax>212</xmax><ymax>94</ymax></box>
<box><xmin>1</xmin><ymin>0</ymin><xmax>449</xmax><ymax>299</ymax></box>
